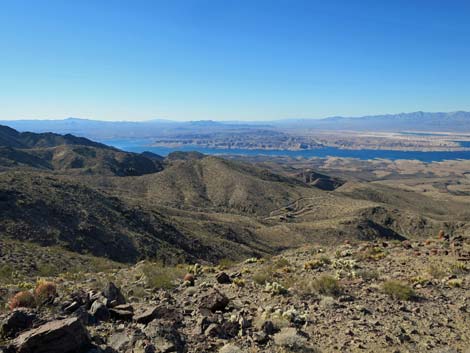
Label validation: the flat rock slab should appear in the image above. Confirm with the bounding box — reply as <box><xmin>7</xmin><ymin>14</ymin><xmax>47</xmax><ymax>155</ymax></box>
<box><xmin>12</xmin><ymin>317</ymin><xmax>91</xmax><ymax>353</ymax></box>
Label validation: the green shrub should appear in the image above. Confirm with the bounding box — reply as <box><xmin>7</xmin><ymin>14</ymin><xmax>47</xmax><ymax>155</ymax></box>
<box><xmin>382</xmin><ymin>280</ymin><xmax>416</xmax><ymax>301</ymax></box>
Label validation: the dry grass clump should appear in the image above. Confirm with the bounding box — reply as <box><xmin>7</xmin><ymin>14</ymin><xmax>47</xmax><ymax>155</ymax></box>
<box><xmin>382</xmin><ymin>280</ymin><xmax>416</xmax><ymax>301</ymax></box>
<box><xmin>449</xmin><ymin>261</ymin><xmax>468</xmax><ymax>275</ymax></box>
<box><xmin>141</xmin><ymin>261</ymin><xmax>186</xmax><ymax>290</ymax></box>
<box><xmin>427</xmin><ymin>264</ymin><xmax>447</xmax><ymax>279</ymax></box>
<box><xmin>311</xmin><ymin>275</ymin><xmax>342</xmax><ymax>297</ymax></box>
<box><xmin>356</xmin><ymin>246</ymin><xmax>387</xmax><ymax>261</ymax></box>
<box><xmin>0</xmin><ymin>264</ymin><xmax>14</xmax><ymax>284</ymax></box>
<box><xmin>218</xmin><ymin>258</ymin><xmax>235</xmax><ymax>270</ymax></box>
<box><xmin>356</xmin><ymin>269</ymin><xmax>379</xmax><ymax>281</ymax></box>
<box><xmin>8</xmin><ymin>291</ymin><xmax>36</xmax><ymax>310</ymax></box>
<box><xmin>274</xmin><ymin>257</ymin><xmax>290</xmax><ymax>269</ymax></box>
<box><xmin>273</xmin><ymin>327</ymin><xmax>319</xmax><ymax>352</ymax></box>
<box><xmin>252</xmin><ymin>258</ymin><xmax>291</xmax><ymax>285</ymax></box>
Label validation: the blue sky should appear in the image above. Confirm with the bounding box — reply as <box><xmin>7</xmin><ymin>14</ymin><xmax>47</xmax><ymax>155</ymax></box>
<box><xmin>1</xmin><ymin>0</ymin><xmax>469</xmax><ymax>121</ymax></box>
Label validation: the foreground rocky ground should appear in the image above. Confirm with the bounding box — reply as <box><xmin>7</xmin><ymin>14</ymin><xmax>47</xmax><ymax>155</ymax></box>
<box><xmin>1</xmin><ymin>234</ymin><xmax>470</xmax><ymax>353</ymax></box>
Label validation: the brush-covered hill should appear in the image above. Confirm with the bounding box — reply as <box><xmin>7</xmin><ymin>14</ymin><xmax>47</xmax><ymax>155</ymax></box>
<box><xmin>0</xmin><ymin>124</ymin><xmax>164</xmax><ymax>176</ymax></box>
<box><xmin>103</xmin><ymin>156</ymin><xmax>322</xmax><ymax>216</ymax></box>
<box><xmin>0</xmin><ymin>171</ymin><xmax>202</xmax><ymax>263</ymax></box>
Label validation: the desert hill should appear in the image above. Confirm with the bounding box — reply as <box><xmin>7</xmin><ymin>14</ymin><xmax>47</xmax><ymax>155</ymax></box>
<box><xmin>0</xmin><ymin>125</ymin><xmax>164</xmax><ymax>176</ymax></box>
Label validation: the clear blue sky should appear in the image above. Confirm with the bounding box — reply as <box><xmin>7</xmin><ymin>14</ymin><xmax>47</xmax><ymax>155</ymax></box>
<box><xmin>1</xmin><ymin>0</ymin><xmax>469</xmax><ymax>121</ymax></box>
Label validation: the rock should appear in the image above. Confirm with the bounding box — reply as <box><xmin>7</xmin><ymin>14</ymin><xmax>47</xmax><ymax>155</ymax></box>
<box><xmin>89</xmin><ymin>301</ymin><xmax>110</xmax><ymax>323</ymax></box>
<box><xmin>219</xmin><ymin>343</ymin><xmax>243</xmax><ymax>353</ymax></box>
<box><xmin>113</xmin><ymin>304</ymin><xmax>134</xmax><ymax>312</ymax></box>
<box><xmin>73</xmin><ymin>307</ymin><xmax>91</xmax><ymax>325</ymax></box>
<box><xmin>215</xmin><ymin>272</ymin><xmax>232</xmax><ymax>284</ymax></box>
<box><xmin>143</xmin><ymin>321</ymin><xmax>186</xmax><ymax>353</ymax></box>
<box><xmin>204</xmin><ymin>323</ymin><xmax>220</xmax><ymax>337</ymax></box>
<box><xmin>108</xmin><ymin>332</ymin><xmax>131</xmax><ymax>351</ymax></box>
<box><xmin>64</xmin><ymin>301</ymin><xmax>81</xmax><ymax>314</ymax></box>
<box><xmin>134</xmin><ymin>307</ymin><xmax>159</xmax><ymax>325</ymax></box>
<box><xmin>200</xmin><ymin>289</ymin><xmax>229</xmax><ymax>312</ymax></box>
<box><xmin>103</xmin><ymin>282</ymin><xmax>125</xmax><ymax>307</ymax></box>
<box><xmin>0</xmin><ymin>309</ymin><xmax>35</xmax><ymax>339</ymax></box>
<box><xmin>12</xmin><ymin>317</ymin><xmax>91</xmax><ymax>353</ymax></box>
<box><xmin>109</xmin><ymin>308</ymin><xmax>133</xmax><ymax>321</ymax></box>
<box><xmin>261</xmin><ymin>320</ymin><xmax>276</xmax><ymax>335</ymax></box>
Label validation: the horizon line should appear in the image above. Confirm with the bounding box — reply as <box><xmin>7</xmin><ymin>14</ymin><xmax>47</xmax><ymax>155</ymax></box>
<box><xmin>0</xmin><ymin>110</ymin><xmax>468</xmax><ymax>123</ymax></box>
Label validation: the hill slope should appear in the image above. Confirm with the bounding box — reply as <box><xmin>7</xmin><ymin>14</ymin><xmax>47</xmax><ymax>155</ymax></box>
<box><xmin>0</xmin><ymin>125</ymin><xmax>164</xmax><ymax>176</ymax></box>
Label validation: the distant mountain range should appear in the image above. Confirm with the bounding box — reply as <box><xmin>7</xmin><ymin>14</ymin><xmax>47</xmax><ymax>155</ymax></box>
<box><xmin>0</xmin><ymin>111</ymin><xmax>469</xmax><ymax>141</ymax></box>
<box><xmin>275</xmin><ymin>111</ymin><xmax>470</xmax><ymax>131</ymax></box>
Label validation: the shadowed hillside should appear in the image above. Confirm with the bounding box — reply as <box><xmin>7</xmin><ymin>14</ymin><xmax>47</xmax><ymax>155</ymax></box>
<box><xmin>0</xmin><ymin>124</ymin><xmax>164</xmax><ymax>176</ymax></box>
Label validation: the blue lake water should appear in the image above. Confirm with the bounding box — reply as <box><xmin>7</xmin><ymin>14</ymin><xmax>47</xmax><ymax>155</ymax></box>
<box><xmin>100</xmin><ymin>139</ymin><xmax>470</xmax><ymax>162</ymax></box>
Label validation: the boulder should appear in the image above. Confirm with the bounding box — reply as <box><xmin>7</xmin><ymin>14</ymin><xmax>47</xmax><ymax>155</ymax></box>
<box><xmin>0</xmin><ymin>309</ymin><xmax>35</xmax><ymax>339</ymax></box>
<box><xmin>133</xmin><ymin>307</ymin><xmax>159</xmax><ymax>325</ymax></box>
<box><xmin>89</xmin><ymin>301</ymin><xmax>110</xmax><ymax>323</ymax></box>
<box><xmin>109</xmin><ymin>308</ymin><xmax>133</xmax><ymax>321</ymax></box>
<box><xmin>215</xmin><ymin>272</ymin><xmax>232</xmax><ymax>284</ymax></box>
<box><xmin>12</xmin><ymin>317</ymin><xmax>91</xmax><ymax>353</ymax></box>
<box><xmin>103</xmin><ymin>282</ymin><xmax>125</xmax><ymax>307</ymax></box>
<box><xmin>199</xmin><ymin>289</ymin><xmax>229</xmax><ymax>312</ymax></box>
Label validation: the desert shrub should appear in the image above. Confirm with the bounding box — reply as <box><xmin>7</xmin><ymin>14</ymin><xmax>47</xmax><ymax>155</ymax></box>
<box><xmin>274</xmin><ymin>327</ymin><xmax>307</xmax><ymax>348</ymax></box>
<box><xmin>449</xmin><ymin>261</ymin><xmax>468</xmax><ymax>275</ymax></box>
<box><xmin>218</xmin><ymin>258</ymin><xmax>235</xmax><ymax>270</ymax></box>
<box><xmin>273</xmin><ymin>327</ymin><xmax>319</xmax><ymax>352</ymax></box>
<box><xmin>304</xmin><ymin>256</ymin><xmax>330</xmax><ymax>270</ymax></box>
<box><xmin>34</xmin><ymin>280</ymin><xmax>57</xmax><ymax>303</ymax></box>
<box><xmin>253</xmin><ymin>265</ymin><xmax>275</xmax><ymax>285</ymax></box>
<box><xmin>382</xmin><ymin>280</ymin><xmax>416</xmax><ymax>301</ymax></box>
<box><xmin>0</xmin><ymin>264</ymin><xmax>14</xmax><ymax>283</ymax></box>
<box><xmin>37</xmin><ymin>263</ymin><xmax>59</xmax><ymax>277</ymax></box>
<box><xmin>8</xmin><ymin>291</ymin><xmax>36</xmax><ymax>310</ymax></box>
<box><xmin>427</xmin><ymin>264</ymin><xmax>447</xmax><ymax>279</ymax></box>
<box><xmin>448</xmin><ymin>278</ymin><xmax>463</xmax><ymax>288</ymax></box>
<box><xmin>264</xmin><ymin>282</ymin><xmax>288</xmax><ymax>295</ymax></box>
<box><xmin>232</xmin><ymin>278</ymin><xmax>246</xmax><ymax>287</ymax></box>
<box><xmin>311</xmin><ymin>275</ymin><xmax>342</xmax><ymax>297</ymax></box>
<box><xmin>356</xmin><ymin>269</ymin><xmax>379</xmax><ymax>281</ymax></box>
<box><xmin>142</xmin><ymin>261</ymin><xmax>186</xmax><ymax>290</ymax></box>
<box><xmin>356</xmin><ymin>246</ymin><xmax>387</xmax><ymax>261</ymax></box>
<box><xmin>274</xmin><ymin>258</ymin><xmax>290</xmax><ymax>269</ymax></box>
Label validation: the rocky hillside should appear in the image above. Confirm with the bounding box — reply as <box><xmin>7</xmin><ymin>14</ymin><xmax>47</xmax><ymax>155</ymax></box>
<box><xmin>0</xmin><ymin>125</ymin><xmax>164</xmax><ymax>176</ymax></box>
<box><xmin>1</xmin><ymin>234</ymin><xmax>470</xmax><ymax>352</ymax></box>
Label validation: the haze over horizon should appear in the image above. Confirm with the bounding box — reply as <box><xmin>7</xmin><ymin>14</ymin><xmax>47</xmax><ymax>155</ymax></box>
<box><xmin>1</xmin><ymin>0</ymin><xmax>469</xmax><ymax>121</ymax></box>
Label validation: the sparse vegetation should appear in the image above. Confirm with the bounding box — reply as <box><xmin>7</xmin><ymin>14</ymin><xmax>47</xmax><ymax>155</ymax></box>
<box><xmin>428</xmin><ymin>264</ymin><xmax>447</xmax><ymax>279</ymax></box>
<box><xmin>0</xmin><ymin>264</ymin><xmax>14</xmax><ymax>283</ymax></box>
<box><xmin>141</xmin><ymin>261</ymin><xmax>186</xmax><ymax>290</ymax></box>
<box><xmin>310</xmin><ymin>275</ymin><xmax>342</xmax><ymax>297</ymax></box>
<box><xmin>356</xmin><ymin>269</ymin><xmax>379</xmax><ymax>281</ymax></box>
<box><xmin>253</xmin><ymin>265</ymin><xmax>275</xmax><ymax>285</ymax></box>
<box><xmin>382</xmin><ymin>280</ymin><xmax>416</xmax><ymax>301</ymax></box>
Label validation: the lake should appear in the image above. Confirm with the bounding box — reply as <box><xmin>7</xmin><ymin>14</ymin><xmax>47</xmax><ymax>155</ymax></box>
<box><xmin>100</xmin><ymin>138</ymin><xmax>470</xmax><ymax>162</ymax></box>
